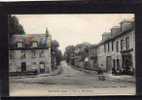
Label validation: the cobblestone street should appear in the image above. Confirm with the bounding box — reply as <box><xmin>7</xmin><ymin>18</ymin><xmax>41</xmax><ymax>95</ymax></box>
<box><xmin>10</xmin><ymin>61</ymin><xmax>135</xmax><ymax>96</ymax></box>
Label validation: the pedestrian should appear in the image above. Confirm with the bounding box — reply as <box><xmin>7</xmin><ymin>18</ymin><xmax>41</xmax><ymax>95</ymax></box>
<box><xmin>97</xmin><ymin>67</ymin><xmax>105</xmax><ymax>81</ymax></box>
<box><xmin>84</xmin><ymin>57</ymin><xmax>89</xmax><ymax>69</ymax></box>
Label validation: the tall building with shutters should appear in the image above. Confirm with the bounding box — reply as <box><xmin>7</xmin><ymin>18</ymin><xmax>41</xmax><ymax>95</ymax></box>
<box><xmin>9</xmin><ymin>29</ymin><xmax>52</xmax><ymax>74</ymax></box>
<box><xmin>96</xmin><ymin>19</ymin><xmax>135</xmax><ymax>75</ymax></box>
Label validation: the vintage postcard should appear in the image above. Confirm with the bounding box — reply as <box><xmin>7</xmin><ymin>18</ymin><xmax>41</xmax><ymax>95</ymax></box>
<box><xmin>8</xmin><ymin>14</ymin><xmax>135</xmax><ymax>96</ymax></box>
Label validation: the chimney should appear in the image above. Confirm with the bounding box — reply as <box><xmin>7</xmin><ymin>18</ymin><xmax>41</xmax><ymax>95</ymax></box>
<box><xmin>111</xmin><ymin>26</ymin><xmax>121</xmax><ymax>37</ymax></box>
<box><xmin>120</xmin><ymin>20</ymin><xmax>133</xmax><ymax>32</ymax></box>
<box><xmin>102</xmin><ymin>32</ymin><xmax>111</xmax><ymax>41</ymax></box>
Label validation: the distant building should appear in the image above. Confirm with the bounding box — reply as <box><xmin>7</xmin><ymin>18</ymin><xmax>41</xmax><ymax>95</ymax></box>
<box><xmin>96</xmin><ymin>20</ymin><xmax>135</xmax><ymax>74</ymax></box>
<box><xmin>9</xmin><ymin>29</ymin><xmax>52</xmax><ymax>74</ymax></box>
<box><xmin>88</xmin><ymin>45</ymin><xmax>98</xmax><ymax>70</ymax></box>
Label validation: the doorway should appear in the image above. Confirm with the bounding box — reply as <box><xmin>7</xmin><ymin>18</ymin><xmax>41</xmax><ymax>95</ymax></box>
<box><xmin>106</xmin><ymin>56</ymin><xmax>112</xmax><ymax>72</ymax></box>
<box><xmin>21</xmin><ymin>62</ymin><xmax>26</xmax><ymax>72</ymax></box>
<box><xmin>39</xmin><ymin>62</ymin><xmax>45</xmax><ymax>73</ymax></box>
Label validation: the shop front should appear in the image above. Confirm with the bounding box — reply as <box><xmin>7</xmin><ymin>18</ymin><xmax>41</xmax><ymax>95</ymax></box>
<box><xmin>121</xmin><ymin>49</ymin><xmax>134</xmax><ymax>75</ymax></box>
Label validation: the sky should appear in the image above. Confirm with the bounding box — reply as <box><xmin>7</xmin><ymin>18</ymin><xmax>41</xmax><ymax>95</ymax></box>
<box><xmin>14</xmin><ymin>14</ymin><xmax>134</xmax><ymax>53</ymax></box>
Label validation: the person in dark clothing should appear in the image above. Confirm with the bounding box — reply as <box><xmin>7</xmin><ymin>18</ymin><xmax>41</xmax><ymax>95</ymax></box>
<box><xmin>97</xmin><ymin>67</ymin><xmax>105</xmax><ymax>81</ymax></box>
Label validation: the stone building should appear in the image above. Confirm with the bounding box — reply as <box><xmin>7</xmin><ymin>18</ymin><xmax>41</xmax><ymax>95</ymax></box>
<box><xmin>96</xmin><ymin>19</ymin><xmax>135</xmax><ymax>74</ymax></box>
<box><xmin>9</xmin><ymin>29</ymin><xmax>52</xmax><ymax>74</ymax></box>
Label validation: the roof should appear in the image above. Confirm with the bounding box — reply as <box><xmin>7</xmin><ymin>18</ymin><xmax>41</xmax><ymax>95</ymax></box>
<box><xmin>96</xmin><ymin>21</ymin><xmax>135</xmax><ymax>47</ymax></box>
<box><xmin>9</xmin><ymin>34</ymin><xmax>51</xmax><ymax>49</ymax></box>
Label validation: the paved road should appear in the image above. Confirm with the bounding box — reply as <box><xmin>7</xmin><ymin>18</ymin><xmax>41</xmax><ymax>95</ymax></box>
<box><xmin>10</xmin><ymin>61</ymin><xmax>135</xmax><ymax>96</ymax></box>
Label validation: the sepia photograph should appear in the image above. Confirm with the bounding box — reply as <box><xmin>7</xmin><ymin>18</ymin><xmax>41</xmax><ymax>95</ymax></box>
<box><xmin>8</xmin><ymin>14</ymin><xmax>135</xmax><ymax>96</ymax></box>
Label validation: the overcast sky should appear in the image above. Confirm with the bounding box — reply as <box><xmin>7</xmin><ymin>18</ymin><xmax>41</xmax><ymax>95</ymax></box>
<box><xmin>15</xmin><ymin>14</ymin><xmax>134</xmax><ymax>53</ymax></box>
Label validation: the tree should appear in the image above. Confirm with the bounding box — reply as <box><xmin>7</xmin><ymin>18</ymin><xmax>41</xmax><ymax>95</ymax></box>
<box><xmin>8</xmin><ymin>15</ymin><xmax>25</xmax><ymax>38</ymax></box>
<box><xmin>56</xmin><ymin>49</ymin><xmax>62</xmax><ymax>65</ymax></box>
<box><xmin>51</xmin><ymin>40</ymin><xmax>59</xmax><ymax>50</ymax></box>
<box><xmin>75</xmin><ymin>42</ymin><xmax>91</xmax><ymax>59</ymax></box>
<box><xmin>64</xmin><ymin>45</ymin><xmax>75</xmax><ymax>63</ymax></box>
<box><xmin>51</xmin><ymin>40</ymin><xmax>62</xmax><ymax>69</ymax></box>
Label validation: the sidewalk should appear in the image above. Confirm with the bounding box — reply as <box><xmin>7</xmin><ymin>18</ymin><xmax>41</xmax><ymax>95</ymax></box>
<box><xmin>9</xmin><ymin>75</ymin><xmax>37</xmax><ymax>79</ymax></box>
<box><xmin>71</xmin><ymin>65</ymin><xmax>135</xmax><ymax>83</ymax></box>
<box><xmin>10</xmin><ymin>66</ymin><xmax>63</xmax><ymax>79</ymax></box>
<box><xmin>104</xmin><ymin>73</ymin><xmax>135</xmax><ymax>83</ymax></box>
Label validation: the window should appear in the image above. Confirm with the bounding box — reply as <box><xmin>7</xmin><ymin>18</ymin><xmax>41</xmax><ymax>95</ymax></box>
<box><xmin>39</xmin><ymin>50</ymin><xmax>44</xmax><ymax>57</ymax></box>
<box><xmin>39</xmin><ymin>62</ymin><xmax>45</xmax><ymax>73</ymax></box>
<box><xmin>32</xmin><ymin>41</ymin><xmax>38</xmax><ymax>48</ymax></box>
<box><xmin>116</xmin><ymin>41</ymin><xmax>119</xmax><ymax>52</ymax></box>
<box><xmin>104</xmin><ymin>44</ymin><xmax>106</xmax><ymax>53</ymax></box>
<box><xmin>32</xmin><ymin>50</ymin><xmax>36</xmax><ymax>58</ymax></box>
<box><xmin>108</xmin><ymin>42</ymin><xmax>110</xmax><ymax>52</ymax></box>
<box><xmin>126</xmin><ymin>37</ymin><xmax>130</xmax><ymax>50</ymax></box>
<box><xmin>112</xmin><ymin>41</ymin><xmax>114</xmax><ymax>51</ymax></box>
<box><xmin>21</xmin><ymin>50</ymin><xmax>26</xmax><ymax>59</ymax></box>
<box><xmin>121</xmin><ymin>39</ymin><xmax>124</xmax><ymax>51</ymax></box>
<box><xmin>17</xmin><ymin>42</ymin><xmax>22</xmax><ymax>48</ymax></box>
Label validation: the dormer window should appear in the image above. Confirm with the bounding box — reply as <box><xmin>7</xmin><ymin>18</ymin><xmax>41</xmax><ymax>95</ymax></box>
<box><xmin>32</xmin><ymin>41</ymin><xmax>38</xmax><ymax>48</ymax></box>
<box><xmin>17</xmin><ymin>42</ymin><xmax>23</xmax><ymax>48</ymax></box>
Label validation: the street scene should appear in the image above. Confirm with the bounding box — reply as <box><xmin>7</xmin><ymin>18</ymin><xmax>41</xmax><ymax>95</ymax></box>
<box><xmin>8</xmin><ymin>14</ymin><xmax>135</xmax><ymax>96</ymax></box>
<box><xmin>10</xmin><ymin>61</ymin><xmax>135</xmax><ymax>96</ymax></box>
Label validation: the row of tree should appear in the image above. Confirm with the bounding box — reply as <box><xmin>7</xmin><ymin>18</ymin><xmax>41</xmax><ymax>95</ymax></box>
<box><xmin>51</xmin><ymin>40</ymin><xmax>63</xmax><ymax>70</ymax></box>
<box><xmin>8</xmin><ymin>15</ymin><xmax>25</xmax><ymax>38</ymax></box>
<box><xmin>64</xmin><ymin>43</ymin><xmax>101</xmax><ymax>73</ymax></box>
<box><xmin>64</xmin><ymin>42</ymin><xmax>91</xmax><ymax>65</ymax></box>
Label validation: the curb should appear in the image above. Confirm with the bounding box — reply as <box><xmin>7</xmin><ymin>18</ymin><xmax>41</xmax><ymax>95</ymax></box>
<box><xmin>105</xmin><ymin>75</ymin><xmax>135</xmax><ymax>83</ymax></box>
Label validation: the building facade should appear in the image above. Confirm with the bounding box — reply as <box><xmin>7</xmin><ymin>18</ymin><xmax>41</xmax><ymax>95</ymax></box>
<box><xmin>9</xmin><ymin>31</ymin><xmax>52</xmax><ymax>74</ymax></box>
<box><xmin>88</xmin><ymin>45</ymin><xmax>98</xmax><ymax>70</ymax></box>
<box><xmin>96</xmin><ymin>20</ymin><xmax>135</xmax><ymax>74</ymax></box>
